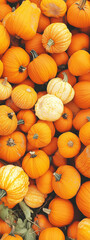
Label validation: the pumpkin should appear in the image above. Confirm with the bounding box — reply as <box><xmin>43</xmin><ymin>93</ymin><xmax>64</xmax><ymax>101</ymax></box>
<box><xmin>0</xmin><ymin>105</ymin><xmax>17</xmax><ymax>136</ymax></box>
<box><xmin>52</xmin><ymin>165</ymin><xmax>81</xmax><ymax>199</ymax></box>
<box><xmin>78</xmin><ymin>72</ymin><xmax>90</xmax><ymax>82</ymax></box>
<box><xmin>0</xmin><ymin>22</ymin><xmax>10</xmax><ymax>55</ymax></box>
<box><xmin>42</xmin><ymin>137</ymin><xmax>58</xmax><ymax>155</ymax></box>
<box><xmin>0</xmin><ymin>77</ymin><xmax>12</xmax><ymax>100</ymax></box>
<box><xmin>66</xmin><ymin>0</ymin><xmax>77</xmax><ymax>9</ymax></box>
<box><xmin>47</xmin><ymin>74</ymin><xmax>75</xmax><ymax>104</ymax></box>
<box><xmin>1</xmin><ymin>233</ymin><xmax>23</xmax><ymax>240</ymax></box>
<box><xmin>50</xmin><ymin>16</ymin><xmax>64</xmax><ymax>23</ymax></box>
<box><xmin>0</xmin><ymin>0</ymin><xmax>6</xmax><ymax>3</ymax></box>
<box><xmin>79</xmin><ymin>122</ymin><xmax>90</xmax><ymax>146</ymax></box>
<box><xmin>25</xmin><ymin>33</ymin><xmax>46</xmax><ymax>55</ymax></box>
<box><xmin>37</xmin><ymin>91</ymin><xmax>47</xmax><ymax>100</ymax></box>
<box><xmin>68</xmin><ymin>50</ymin><xmax>90</xmax><ymax>76</ymax></box>
<box><xmin>58</xmin><ymin>69</ymin><xmax>76</xmax><ymax>86</ymax></box>
<box><xmin>58</xmin><ymin>132</ymin><xmax>81</xmax><ymax>158</ymax></box>
<box><xmin>76</xmin><ymin>181</ymin><xmax>90</xmax><ymax>217</ymax></box>
<box><xmin>37</xmin><ymin>13</ymin><xmax>50</xmax><ymax>33</ymax></box>
<box><xmin>36</xmin><ymin>169</ymin><xmax>53</xmax><ymax>194</ymax></box>
<box><xmin>77</xmin><ymin>218</ymin><xmax>90</xmax><ymax>240</ymax></box>
<box><xmin>11</xmin><ymin>84</ymin><xmax>37</xmax><ymax>109</ymax></box>
<box><xmin>3</xmin><ymin>0</ymin><xmax>41</xmax><ymax>40</ymax></box>
<box><xmin>54</xmin><ymin>106</ymin><xmax>73</xmax><ymax>132</ymax></box>
<box><xmin>26</xmin><ymin>140</ymin><xmax>35</xmax><ymax>152</ymax></box>
<box><xmin>17</xmin><ymin>109</ymin><xmax>36</xmax><ymax>133</ymax></box>
<box><xmin>67</xmin><ymin>0</ymin><xmax>90</xmax><ymax>28</ymax></box>
<box><xmin>65</xmin><ymin>100</ymin><xmax>80</xmax><ymax>118</ymax></box>
<box><xmin>73</xmin><ymin>109</ymin><xmax>90</xmax><ymax>130</ymax></box>
<box><xmin>0</xmin><ymin>131</ymin><xmax>26</xmax><ymax>162</ymax></box>
<box><xmin>39</xmin><ymin>227</ymin><xmax>65</xmax><ymax>240</ymax></box>
<box><xmin>52</xmin><ymin>150</ymin><xmax>67</xmax><ymax>167</ymax></box>
<box><xmin>51</xmin><ymin>52</ymin><xmax>69</xmax><ymax>71</ymax></box>
<box><xmin>0</xmin><ymin>165</ymin><xmax>29</xmax><ymax>207</ymax></box>
<box><xmin>24</xmin><ymin>185</ymin><xmax>47</xmax><ymax>208</ymax></box>
<box><xmin>2</xmin><ymin>47</ymin><xmax>30</xmax><ymax>84</ymax></box>
<box><xmin>40</xmin><ymin>0</ymin><xmax>67</xmax><ymax>18</ymax></box>
<box><xmin>67</xmin><ymin>221</ymin><xmax>79</xmax><ymax>239</ymax></box>
<box><xmin>67</xmin><ymin>33</ymin><xmax>89</xmax><ymax>56</ymax></box>
<box><xmin>19</xmin><ymin>78</ymin><xmax>35</xmax><ymax>88</ymax></box>
<box><xmin>0</xmin><ymin>161</ymin><xmax>4</xmax><ymax>168</ymax></box>
<box><xmin>32</xmin><ymin>214</ymin><xmax>52</xmax><ymax>235</ymax></box>
<box><xmin>30</xmin><ymin>0</ymin><xmax>42</xmax><ymax>8</ymax></box>
<box><xmin>27</xmin><ymin>122</ymin><xmax>52</xmax><ymax>148</ymax></box>
<box><xmin>22</xmin><ymin>150</ymin><xmax>50</xmax><ymax>179</ymax></box>
<box><xmin>73</xmin><ymin>81</ymin><xmax>90</xmax><ymax>109</ymax></box>
<box><xmin>37</xmin><ymin>120</ymin><xmax>55</xmax><ymax>138</ymax></box>
<box><xmin>43</xmin><ymin>197</ymin><xmax>74</xmax><ymax>226</ymax></box>
<box><xmin>42</xmin><ymin>23</ymin><xmax>72</xmax><ymax>53</ymax></box>
<box><xmin>75</xmin><ymin>145</ymin><xmax>90</xmax><ymax>178</ymax></box>
<box><xmin>0</xmin><ymin>3</ymin><xmax>12</xmax><ymax>21</ymax></box>
<box><xmin>0</xmin><ymin>219</ymin><xmax>11</xmax><ymax>235</ymax></box>
<box><xmin>0</xmin><ymin>60</ymin><xmax>3</xmax><ymax>77</ymax></box>
<box><xmin>28</xmin><ymin>50</ymin><xmax>57</xmax><ymax>84</ymax></box>
<box><xmin>5</xmin><ymin>98</ymin><xmax>20</xmax><ymax>113</ymax></box>
<box><xmin>35</xmin><ymin>94</ymin><xmax>64</xmax><ymax>121</ymax></box>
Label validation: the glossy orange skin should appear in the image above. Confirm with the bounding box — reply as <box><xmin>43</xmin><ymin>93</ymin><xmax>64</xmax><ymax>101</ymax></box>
<box><xmin>24</xmin><ymin>185</ymin><xmax>47</xmax><ymax>208</ymax></box>
<box><xmin>67</xmin><ymin>221</ymin><xmax>79</xmax><ymax>239</ymax></box>
<box><xmin>77</xmin><ymin>218</ymin><xmax>90</xmax><ymax>240</ymax></box>
<box><xmin>0</xmin><ymin>3</ymin><xmax>11</xmax><ymax>21</ymax></box>
<box><xmin>0</xmin><ymin>23</ymin><xmax>10</xmax><ymax>55</ymax></box>
<box><xmin>73</xmin><ymin>109</ymin><xmax>90</xmax><ymax>130</ymax></box>
<box><xmin>37</xmin><ymin>120</ymin><xmax>55</xmax><ymax>139</ymax></box>
<box><xmin>39</xmin><ymin>227</ymin><xmax>65</xmax><ymax>240</ymax></box>
<box><xmin>36</xmin><ymin>169</ymin><xmax>53</xmax><ymax>194</ymax></box>
<box><xmin>17</xmin><ymin>109</ymin><xmax>36</xmax><ymax>133</ymax></box>
<box><xmin>73</xmin><ymin>81</ymin><xmax>90</xmax><ymax>109</ymax></box>
<box><xmin>54</xmin><ymin>106</ymin><xmax>73</xmax><ymax>133</ymax></box>
<box><xmin>79</xmin><ymin>122</ymin><xmax>90</xmax><ymax>146</ymax></box>
<box><xmin>76</xmin><ymin>181</ymin><xmax>90</xmax><ymax>218</ymax></box>
<box><xmin>0</xmin><ymin>60</ymin><xmax>3</xmax><ymax>77</ymax></box>
<box><xmin>75</xmin><ymin>145</ymin><xmax>90</xmax><ymax>178</ymax></box>
<box><xmin>19</xmin><ymin>78</ymin><xmax>35</xmax><ymax>88</ymax></box>
<box><xmin>51</xmin><ymin>52</ymin><xmax>68</xmax><ymax>68</ymax></box>
<box><xmin>78</xmin><ymin>72</ymin><xmax>90</xmax><ymax>82</ymax></box>
<box><xmin>32</xmin><ymin>214</ymin><xmax>52</xmax><ymax>235</ymax></box>
<box><xmin>58</xmin><ymin>69</ymin><xmax>76</xmax><ymax>86</ymax></box>
<box><xmin>65</xmin><ymin>100</ymin><xmax>80</xmax><ymax>118</ymax></box>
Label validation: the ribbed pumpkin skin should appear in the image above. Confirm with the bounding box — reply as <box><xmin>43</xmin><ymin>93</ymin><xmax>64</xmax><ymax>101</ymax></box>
<box><xmin>0</xmin><ymin>3</ymin><xmax>12</xmax><ymax>21</ymax></box>
<box><xmin>0</xmin><ymin>105</ymin><xmax>17</xmax><ymax>136</ymax></box>
<box><xmin>40</xmin><ymin>0</ymin><xmax>67</xmax><ymax>17</ymax></box>
<box><xmin>25</xmin><ymin>33</ymin><xmax>46</xmax><ymax>55</ymax></box>
<box><xmin>52</xmin><ymin>150</ymin><xmax>67</xmax><ymax>167</ymax></box>
<box><xmin>0</xmin><ymin>78</ymin><xmax>12</xmax><ymax>101</ymax></box>
<box><xmin>67</xmin><ymin>221</ymin><xmax>79</xmax><ymax>239</ymax></box>
<box><xmin>0</xmin><ymin>131</ymin><xmax>26</xmax><ymax>162</ymax></box>
<box><xmin>22</xmin><ymin>150</ymin><xmax>50</xmax><ymax>179</ymax></box>
<box><xmin>42</xmin><ymin>137</ymin><xmax>58</xmax><ymax>155</ymax></box>
<box><xmin>77</xmin><ymin>218</ymin><xmax>90</xmax><ymax>240</ymax></box>
<box><xmin>37</xmin><ymin>120</ymin><xmax>55</xmax><ymax>138</ymax></box>
<box><xmin>2</xmin><ymin>47</ymin><xmax>30</xmax><ymax>84</ymax></box>
<box><xmin>36</xmin><ymin>169</ymin><xmax>53</xmax><ymax>194</ymax></box>
<box><xmin>47</xmin><ymin>197</ymin><xmax>74</xmax><ymax>227</ymax></box>
<box><xmin>73</xmin><ymin>109</ymin><xmax>90</xmax><ymax>130</ymax></box>
<box><xmin>0</xmin><ymin>23</ymin><xmax>10</xmax><ymax>55</ymax></box>
<box><xmin>5</xmin><ymin>98</ymin><xmax>20</xmax><ymax>113</ymax></box>
<box><xmin>79</xmin><ymin>122</ymin><xmax>90</xmax><ymax>146</ymax></box>
<box><xmin>17</xmin><ymin>109</ymin><xmax>36</xmax><ymax>133</ymax></box>
<box><xmin>75</xmin><ymin>145</ymin><xmax>90</xmax><ymax>178</ymax></box>
<box><xmin>67</xmin><ymin>33</ymin><xmax>89</xmax><ymax>56</ymax></box>
<box><xmin>42</xmin><ymin>23</ymin><xmax>72</xmax><ymax>53</ymax></box>
<box><xmin>76</xmin><ymin>181</ymin><xmax>90</xmax><ymax>218</ymax></box>
<box><xmin>0</xmin><ymin>219</ymin><xmax>11</xmax><ymax>235</ymax></box>
<box><xmin>1</xmin><ymin>234</ymin><xmax>23</xmax><ymax>240</ymax></box>
<box><xmin>37</xmin><ymin>13</ymin><xmax>50</xmax><ymax>33</ymax></box>
<box><xmin>0</xmin><ymin>165</ymin><xmax>29</xmax><ymax>206</ymax></box>
<box><xmin>39</xmin><ymin>227</ymin><xmax>65</xmax><ymax>240</ymax></box>
<box><xmin>24</xmin><ymin>185</ymin><xmax>47</xmax><ymax>208</ymax></box>
<box><xmin>54</xmin><ymin>106</ymin><xmax>73</xmax><ymax>133</ymax></box>
<box><xmin>73</xmin><ymin>81</ymin><xmax>90</xmax><ymax>109</ymax></box>
<box><xmin>3</xmin><ymin>0</ymin><xmax>41</xmax><ymax>40</ymax></box>
<box><xmin>78</xmin><ymin>72</ymin><xmax>90</xmax><ymax>82</ymax></box>
<box><xmin>0</xmin><ymin>60</ymin><xmax>3</xmax><ymax>77</ymax></box>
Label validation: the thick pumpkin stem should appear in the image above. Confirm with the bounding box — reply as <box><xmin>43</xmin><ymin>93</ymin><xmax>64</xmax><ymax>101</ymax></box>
<box><xmin>0</xmin><ymin>189</ymin><xmax>7</xmax><ymax>200</ymax></box>
<box><xmin>30</xmin><ymin>50</ymin><xmax>38</xmax><ymax>59</ymax></box>
<box><xmin>68</xmin><ymin>140</ymin><xmax>74</xmax><ymax>147</ymax></box>
<box><xmin>30</xmin><ymin>151</ymin><xmax>37</xmax><ymax>158</ymax></box>
<box><xmin>9</xmin><ymin>225</ymin><xmax>15</xmax><ymax>236</ymax></box>
<box><xmin>8</xmin><ymin>112</ymin><xmax>14</xmax><ymax>119</ymax></box>
<box><xmin>47</xmin><ymin>39</ymin><xmax>54</xmax><ymax>47</ymax></box>
<box><xmin>76</xmin><ymin>0</ymin><xmax>86</xmax><ymax>9</ymax></box>
<box><xmin>87</xmin><ymin>116</ymin><xmax>90</xmax><ymax>121</ymax></box>
<box><xmin>2</xmin><ymin>77</ymin><xmax>8</xmax><ymax>85</ymax></box>
<box><xmin>7</xmin><ymin>138</ymin><xmax>16</xmax><ymax>146</ymax></box>
<box><xmin>43</xmin><ymin>208</ymin><xmax>51</xmax><ymax>215</ymax></box>
<box><xmin>18</xmin><ymin>119</ymin><xmax>25</xmax><ymax>125</ymax></box>
<box><xmin>19</xmin><ymin>65</ymin><xmax>26</xmax><ymax>72</ymax></box>
<box><xmin>53</xmin><ymin>172</ymin><xmax>62</xmax><ymax>181</ymax></box>
<box><xmin>62</xmin><ymin>113</ymin><xmax>68</xmax><ymax>119</ymax></box>
<box><xmin>33</xmin><ymin>133</ymin><xmax>38</xmax><ymax>139</ymax></box>
<box><xmin>12</xmin><ymin>7</ymin><xmax>16</xmax><ymax>12</ymax></box>
<box><xmin>62</xmin><ymin>72</ymin><xmax>68</xmax><ymax>82</ymax></box>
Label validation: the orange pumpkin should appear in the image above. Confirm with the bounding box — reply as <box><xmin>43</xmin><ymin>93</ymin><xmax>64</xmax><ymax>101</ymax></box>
<box><xmin>67</xmin><ymin>33</ymin><xmax>89</xmax><ymax>56</ymax></box>
<box><xmin>0</xmin><ymin>60</ymin><xmax>3</xmax><ymax>77</ymax></box>
<box><xmin>36</xmin><ymin>169</ymin><xmax>53</xmax><ymax>194</ymax></box>
<box><xmin>73</xmin><ymin>109</ymin><xmax>90</xmax><ymax>130</ymax></box>
<box><xmin>76</xmin><ymin>181</ymin><xmax>90</xmax><ymax>217</ymax></box>
<box><xmin>39</xmin><ymin>227</ymin><xmax>65</xmax><ymax>240</ymax></box>
<box><xmin>78</xmin><ymin>72</ymin><xmax>90</xmax><ymax>82</ymax></box>
<box><xmin>65</xmin><ymin>100</ymin><xmax>80</xmax><ymax>118</ymax></box>
<box><xmin>79</xmin><ymin>122</ymin><xmax>90</xmax><ymax>146</ymax></box>
<box><xmin>51</xmin><ymin>52</ymin><xmax>69</xmax><ymax>71</ymax></box>
<box><xmin>5</xmin><ymin>98</ymin><xmax>20</xmax><ymax>113</ymax></box>
<box><xmin>25</xmin><ymin>33</ymin><xmax>46</xmax><ymax>55</ymax></box>
<box><xmin>75</xmin><ymin>145</ymin><xmax>90</xmax><ymax>178</ymax></box>
<box><xmin>0</xmin><ymin>131</ymin><xmax>26</xmax><ymax>162</ymax></box>
<box><xmin>54</xmin><ymin>106</ymin><xmax>73</xmax><ymax>133</ymax></box>
<box><xmin>73</xmin><ymin>81</ymin><xmax>90</xmax><ymax>109</ymax></box>
<box><xmin>58</xmin><ymin>69</ymin><xmax>76</xmax><ymax>86</ymax></box>
<box><xmin>22</xmin><ymin>150</ymin><xmax>50</xmax><ymax>179</ymax></box>
<box><xmin>40</xmin><ymin>0</ymin><xmax>67</xmax><ymax>17</ymax></box>
<box><xmin>0</xmin><ymin>77</ymin><xmax>12</xmax><ymax>100</ymax></box>
<box><xmin>37</xmin><ymin>120</ymin><xmax>55</xmax><ymax>138</ymax></box>
<box><xmin>0</xmin><ymin>22</ymin><xmax>10</xmax><ymax>55</ymax></box>
<box><xmin>24</xmin><ymin>185</ymin><xmax>47</xmax><ymax>208</ymax></box>
<box><xmin>17</xmin><ymin>109</ymin><xmax>36</xmax><ymax>133</ymax></box>
<box><xmin>19</xmin><ymin>78</ymin><xmax>35</xmax><ymax>88</ymax></box>
<box><xmin>67</xmin><ymin>221</ymin><xmax>79</xmax><ymax>239</ymax></box>
<box><xmin>52</xmin><ymin>150</ymin><xmax>67</xmax><ymax>167</ymax></box>
<box><xmin>1</xmin><ymin>233</ymin><xmax>23</xmax><ymax>240</ymax></box>
<box><xmin>77</xmin><ymin>218</ymin><xmax>90</xmax><ymax>240</ymax></box>
<box><xmin>0</xmin><ymin>219</ymin><xmax>11</xmax><ymax>236</ymax></box>
<box><xmin>42</xmin><ymin>137</ymin><xmax>58</xmax><ymax>155</ymax></box>
<box><xmin>32</xmin><ymin>214</ymin><xmax>52</xmax><ymax>235</ymax></box>
<box><xmin>37</xmin><ymin>91</ymin><xmax>47</xmax><ymax>100</ymax></box>
<box><xmin>37</xmin><ymin>13</ymin><xmax>50</xmax><ymax>33</ymax></box>
<box><xmin>0</xmin><ymin>105</ymin><xmax>17</xmax><ymax>136</ymax></box>
<box><xmin>0</xmin><ymin>3</ymin><xmax>12</xmax><ymax>22</ymax></box>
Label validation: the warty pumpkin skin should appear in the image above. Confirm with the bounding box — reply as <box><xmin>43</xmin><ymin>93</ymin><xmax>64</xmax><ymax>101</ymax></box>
<box><xmin>77</xmin><ymin>218</ymin><xmax>90</xmax><ymax>240</ymax></box>
<box><xmin>3</xmin><ymin>0</ymin><xmax>41</xmax><ymax>40</ymax></box>
<box><xmin>0</xmin><ymin>131</ymin><xmax>26</xmax><ymax>162</ymax></box>
<box><xmin>43</xmin><ymin>197</ymin><xmax>74</xmax><ymax>227</ymax></box>
<box><xmin>40</xmin><ymin>0</ymin><xmax>67</xmax><ymax>18</ymax></box>
<box><xmin>76</xmin><ymin>181</ymin><xmax>90</xmax><ymax>218</ymax></box>
<box><xmin>35</xmin><ymin>94</ymin><xmax>64</xmax><ymax>121</ymax></box>
<box><xmin>0</xmin><ymin>77</ymin><xmax>12</xmax><ymax>100</ymax></box>
<box><xmin>79</xmin><ymin>122</ymin><xmax>90</xmax><ymax>146</ymax></box>
<box><xmin>0</xmin><ymin>59</ymin><xmax>3</xmax><ymax>77</ymax></box>
<box><xmin>42</xmin><ymin>23</ymin><xmax>72</xmax><ymax>53</ymax></box>
<box><xmin>24</xmin><ymin>185</ymin><xmax>47</xmax><ymax>208</ymax></box>
<box><xmin>73</xmin><ymin>81</ymin><xmax>90</xmax><ymax>109</ymax></box>
<box><xmin>32</xmin><ymin>214</ymin><xmax>52</xmax><ymax>235</ymax></box>
<box><xmin>0</xmin><ymin>165</ymin><xmax>29</xmax><ymax>207</ymax></box>
<box><xmin>73</xmin><ymin>109</ymin><xmax>90</xmax><ymax>130</ymax></box>
<box><xmin>54</xmin><ymin>106</ymin><xmax>73</xmax><ymax>133</ymax></box>
<box><xmin>17</xmin><ymin>109</ymin><xmax>36</xmax><ymax>133</ymax></box>
<box><xmin>0</xmin><ymin>22</ymin><xmax>10</xmax><ymax>55</ymax></box>
<box><xmin>0</xmin><ymin>105</ymin><xmax>17</xmax><ymax>136</ymax></box>
<box><xmin>28</xmin><ymin>50</ymin><xmax>57</xmax><ymax>84</ymax></box>
<box><xmin>1</xmin><ymin>233</ymin><xmax>23</xmax><ymax>240</ymax></box>
<box><xmin>22</xmin><ymin>150</ymin><xmax>50</xmax><ymax>179</ymax></box>
<box><xmin>75</xmin><ymin>145</ymin><xmax>90</xmax><ymax>178</ymax></box>
<box><xmin>2</xmin><ymin>47</ymin><xmax>30</xmax><ymax>84</ymax></box>
<box><xmin>39</xmin><ymin>227</ymin><xmax>65</xmax><ymax>240</ymax></box>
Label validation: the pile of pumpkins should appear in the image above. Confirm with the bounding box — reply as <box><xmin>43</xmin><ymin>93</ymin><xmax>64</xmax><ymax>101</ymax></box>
<box><xmin>0</xmin><ymin>0</ymin><xmax>90</xmax><ymax>239</ymax></box>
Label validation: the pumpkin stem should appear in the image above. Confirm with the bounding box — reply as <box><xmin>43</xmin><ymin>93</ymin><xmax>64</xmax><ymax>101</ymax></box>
<box><xmin>12</xmin><ymin>7</ymin><xmax>16</xmax><ymax>12</ymax></box>
<box><xmin>43</xmin><ymin>208</ymin><xmax>51</xmax><ymax>215</ymax></box>
<box><xmin>47</xmin><ymin>39</ymin><xmax>54</xmax><ymax>47</ymax></box>
<box><xmin>62</xmin><ymin>113</ymin><xmax>68</xmax><ymax>119</ymax></box>
<box><xmin>7</xmin><ymin>138</ymin><xmax>16</xmax><ymax>146</ymax></box>
<box><xmin>19</xmin><ymin>65</ymin><xmax>26</xmax><ymax>72</ymax></box>
<box><xmin>33</xmin><ymin>133</ymin><xmax>38</xmax><ymax>139</ymax></box>
<box><xmin>8</xmin><ymin>112</ymin><xmax>14</xmax><ymax>119</ymax></box>
<box><xmin>18</xmin><ymin>119</ymin><xmax>25</xmax><ymax>125</ymax></box>
<box><xmin>0</xmin><ymin>189</ymin><xmax>7</xmax><ymax>200</ymax></box>
<box><xmin>30</xmin><ymin>151</ymin><xmax>37</xmax><ymax>158</ymax></box>
<box><xmin>87</xmin><ymin>116</ymin><xmax>90</xmax><ymax>121</ymax></box>
<box><xmin>68</xmin><ymin>140</ymin><xmax>73</xmax><ymax>147</ymax></box>
<box><xmin>26</xmin><ymin>88</ymin><xmax>31</xmax><ymax>92</ymax></box>
<box><xmin>2</xmin><ymin>77</ymin><xmax>8</xmax><ymax>85</ymax></box>
<box><xmin>78</xmin><ymin>0</ymin><xmax>86</xmax><ymax>9</ymax></box>
<box><xmin>53</xmin><ymin>172</ymin><xmax>62</xmax><ymax>181</ymax></box>
<box><xmin>30</xmin><ymin>50</ymin><xmax>38</xmax><ymax>59</ymax></box>
<box><xmin>62</xmin><ymin>72</ymin><xmax>68</xmax><ymax>82</ymax></box>
<box><xmin>58</xmin><ymin>64</ymin><xmax>66</xmax><ymax>71</ymax></box>
<box><xmin>9</xmin><ymin>225</ymin><xmax>15</xmax><ymax>236</ymax></box>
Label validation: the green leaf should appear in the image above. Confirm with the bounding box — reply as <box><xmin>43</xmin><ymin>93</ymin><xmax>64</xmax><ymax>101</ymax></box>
<box><xmin>15</xmin><ymin>218</ymin><xmax>27</xmax><ymax>237</ymax></box>
<box><xmin>24</xmin><ymin>228</ymin><xmax>36</xmax><ymax>240</ymax></box>
<box><xmin>19</xmin><ymin>201</ymin><xmax>33</xmax><ymax>221</ymax></box>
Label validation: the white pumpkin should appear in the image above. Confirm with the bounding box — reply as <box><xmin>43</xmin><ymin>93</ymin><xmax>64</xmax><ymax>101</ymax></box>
<box><xmin>35</xmin><ymin>94</ymin><xmax>64</xmax><ymax>121</ymax></box>
<box><xmin>47</xmin><ymin>73</ymin><xmax>75</xmax><ymax>104</ymax></box>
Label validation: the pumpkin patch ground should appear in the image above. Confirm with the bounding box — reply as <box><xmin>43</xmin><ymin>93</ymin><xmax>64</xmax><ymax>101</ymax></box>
<box><xmin>0</xmin><ymin>0</ymin><xmax>90</xmax><ymax>239</ymax></box>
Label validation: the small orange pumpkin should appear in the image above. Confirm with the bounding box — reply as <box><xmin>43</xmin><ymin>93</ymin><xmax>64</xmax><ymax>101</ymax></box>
<box><xmin>73</xmin><ymin>81</ymin><xmax>90</xmax><ymax>109</ymax></box>
<box><xmin>67</xmin><ymin>33</ymin><xmax>89</xmax><ymax>56</ymax></box>
<box><xmin>24</xmin><ymin>185</ymin><xmax>47</xmax><ymax>208</ymax></box>
<box><xmin>37</xmin><ymin>13</ymin><xmax>50</xmax><ymax>33</ymax></box>
<box><xmin>0</xmin><ymin>22</ymin><xmax>10</xmax><ymax>55</ymax></box>
<box><xmin>25</xmin><ymin>33</ymin><xmax>46</xmax><ymax>55</ymax></box>
<box><xmin>1</xmin><ymin>233</ymin><xmax>23</xmax><ymax>240</ymax></box>
<box><xmin>77</xmin><ymin>218</ymin><xmax>90</xmax><ymax>240</ymax></box>
<box><xmin>0</xmin><ymin>60</ymin><xmax>3</xmax><ymax>77</ymax></box>
<box><xmin>42</xmin><ymin>137</ymin><xmax>58</xmax><ymax>155</ymax></box>
<box><xmin>32</xmin><ymin>214</ymin><xmax>52</xmax><ymax>235</ymax></box>
<box><xmin>0</xmin><ymin>219</ymin><xmax>11</xmax><ymax>236</ymax></box>
<box><xmin>52</xmin><ymin>150</ymin><xmax>67</xmax><ymax>167</ymax></box>
<box><xmin>0</xmin><ymin>105</ymin><xmax>17</xmax><ymax>136</ymax></box>
<box><xmin>79</xmin><ymin>122</ymin><xmax>90</xmax><ymax>146</ymax></box>
<box><xmin>76</xmin><ymin>181</ymin><xmax>90</xmax><ymax>218</ymax></box>
<box><xmin>0</xmin><ymin>3</ymin><xmax>12</xmax><ymax>22</ymax></box>
<box><xmin>51</xmin><ymin>52</ymin><xmax>69</xmax><ymax>71</ymax></box>
<box><xmin>39</xmin><ymin>227</ymin><xmax>65</xmax><ymax>240</ymax></box>
<box><xmin>67</xmin><ymin>221</ymin><xmax>79</xmax><ymax>239</ymax></box>
<box><xmin>36</xmin><ymin>169</ymin><xmax>53</xmax><ymax>194</ymax></box>
<box><xmin>78</xmin><ymin>72</ymin><xmax>90</xmax><ymax>82</ymax></box>
<box><xmin>75</xmin><ymin>145</ymin><xmax>90</xmax><ymax>178</ymax></box>
<box><xmin>58</xmin><ymin>69</ymin><xmax>77</xmax><ymax>86</ymax></box>
<box><xmin>5</xmin><ymin>98</ymin><xmax>20</xmax><ymax>113</ymax></box>
<box><xmin>73</xmin><ymin>109</ymin><xmax>90</xmax><ymax>130</ymax></box>
<box><xmin>54</xmin><ymin>106</ymin><xmax>73</xmax><ymax>133</ymax></box>
<box><xmin>17</xmin><ymin>109</ymin><xmax>36</xmax><ymax>133</ymax></box>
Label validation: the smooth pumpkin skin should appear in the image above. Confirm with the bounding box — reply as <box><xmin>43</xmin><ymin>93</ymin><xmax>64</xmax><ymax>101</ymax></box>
<box><xmin>1</xmin><ymin>233</ymin><xmax>23</xmax><ymax>239</ymax></box>
<box><xmin>73</xmin><ymin>81</ymin><xmax>90</xmax><ymax>109</ymax></box>
<box><xmin>75</xmin><ymin>145</ymin><xmax>90</xmax><ymax>178</ymax></box>
<box><xmin>67</xmin><ymin>33</ymin><xmax>89</xmax><ymax>56</ymax></box>
<box><xmin>52</xmin><ymin>150</ymin><xmax>67</xmax><ymax>167</ymax></box>
<box><xmin>42</xmin><ymin>137</ymin><xmax>58</xmax><ymax>155</ymax></box>
<box><xmin>0</xmin><ymin>60</ymin><xmax>3</xmax><ymax>77</ymax></box>
<box><xmin>25</xmin><ymin>33</ymin><xmax>46</xmax><ymax>55</ymax></box>
<box><xmin>37</xmin><ymin>13</ymin><xmax>50</xmax><ymax>33</ymax></box>
<box><xmin>5</xmin><ymin>98</ymin><xmax>20</xmax><ymax>113</ymax></box>
<box><xmin>77</xmin><ymin>218</ymin><xmax>90</xmax><ymax>240</ymax></box>
<box><xmin>0</xmin><ymin>3</ymin><xmax>12</xmax><ymax>22</ymax></box>
<box><xmin>79</xmin><ymin>122</ymin><xmax>90</xmax><ymax>146</ymax></box>
<box><xmin>32</xmin><ymin>214</ymin><xmax>52</xmax><ymax>235</ymax></box>
<box><xmin>36</xmin><ymin>169</ymin><xmax>53</xmax><ymax>194</ymax></box>
<box><xmin>17</xmin><ymin>109</ymin><xmax>36</xmax><ymax>133</ymax></box>
<box><xmin>54</xmin><ymin>106</ymin><xmax>73</xmax><ymax>133</ymax></box>
<box><xmin>39</xmin><ymin>227</ymin><xmax>65</xmax><ymax>240</ymax></box>
<box><xmin>76</xmin><ymin>181</ymin><xmax>90</xmax><ymax>218</ymax></box>
<box><xmin>73</xmin><ymin>109</ymin><xmax>90</xmax><ymax>130</ymax></box>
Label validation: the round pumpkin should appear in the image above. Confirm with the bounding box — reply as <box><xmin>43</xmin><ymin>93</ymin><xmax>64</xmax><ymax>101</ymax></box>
<box><xmin>0</xmin><ymin>105</ymin><xmax>17</xmax><ymax>136</ymax></box>
<box><xmin>0</xmin><ymin>22</ymin><xmax>10</xmax><ymax>55</ymax></box>
<box><xmin>24</xmin><ymin>185</ymin><xmax>47</xmax><ymax>208</ymax></box>
<box><xmin>67</xmin><ymin>221</ymin><xmax>79</xmax><ymax>239</ymax></box>
<box><xmin>76</xmin><ymin>181</ymin><xmax>90</xmax><ymax>218</ymax></box>
<box><xmin>73</xmin><ymin>81</ymin><xmax>90</xmax><ymax>109</ymax></box>
<box><xmin>40</xmin><ymin>0</ymin><xmax>67</xmax><ymax>18</ymax></box>
<box><xmin>1</xmin><ymin>233</ymin><xmax>23</xmax><ymax>240</ymax></box>
<box><xmin>0</xmin><ymin>77</ymin><xmax>12</xmax><ymax>101</ymax></box>
<box><xmin>36</xmin><ymin>169</ymin><xmax>53</xmax><ymax>194</ymax></box>
<box><xmin>32</xmin><ymin>214</ymin><xmax>52</xmax><ymax>235</ymax></box>
<box><xmin>75</xmin><ymin>145</ymin><xmax>90</xmax><ymax>178</ymax></box>
<box><xmin>39</xmin><ymin>227</ymin><xmax>65</xmax><ymax>240</ymax></box>
<box><xmin>77</xmin><ymin>218</ymin><xmax>90</xmax><ymax>240</ymax></box>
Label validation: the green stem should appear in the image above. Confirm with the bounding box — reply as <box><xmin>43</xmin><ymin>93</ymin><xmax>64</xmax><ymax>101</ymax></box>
<box><xmin>43</xmin><ymin>208</ymin><xmax>51</xmax><ymax>215</ymax></box>
<box><xmin>62</xmin><ymin>72</ymin><xmax>68</xmax><ymax>82</ymax></box>
<box><xmin>47</xmin><ymin>39</ymin><xmax>54</xmax><ymax>47</ymax></box>
<box><xmin>87</xmin><ymin>116</ymin><xmax>90</xmax><ymax>121</ymax></box>
<box><xmin>9</xmin><ymin>225</ymin><xmax>15</xmax><ymax>236</ymax></box>
<box><xmin>2</xmin><ymin>77</ymin><xmax>8</xmax><ymax>85</ymax></box>
<box><xmin>33</xmin><ymin>134</ymin><xmax>38</xmax><ymax>139</ymax></box>
<box><xmin>19</xmin><ymin>65</ymin><xmax>26</xmax><ymax>72</ymax></box>
<box><xmin>53</xmin><ymin>172</ymin><xmax>62</xmax><ymax>181</ymax></box>
<box><xmin>30</xmin><ymin>151</ymin><xmax>37</xmax><ymax>158</ymax></box>
<box><xmin>62</xmin><ymin>113</ymin><xmax>68</xmax><ymax>119</ymax></box>
<box><xmin>18</xmin><ymin>119</ymin><xmax>25</xmax><ymax>125</ymax></box>
<box><xmin>0</xmin><ymin>189</ymin><xmax>6</xmax><ymax>200</ymax></box>
<box><xmin>8</xmin><ymin>112</ymin><xmax>14</xmax><ymax>119</ymax></box>
<box><xmin>30</xmin><ymin>50</ymin><xmax>38</xmax><ymax>59</ymax></box>
<box><xmin>78</xmin><ymin>0</ymin><xmax>86</xmax><ymax>9</ymax></box>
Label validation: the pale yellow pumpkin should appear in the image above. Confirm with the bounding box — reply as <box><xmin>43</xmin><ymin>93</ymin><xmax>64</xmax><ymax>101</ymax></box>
<box><xmin>0</xmin><ymin>77</ymin><xmax>12</xmax><ymax>100</ymax></box>
<box><xmin>47</xmin><ymin>73</ymin><xmax>75</xmax><ymax>104</ymax></box>
<box><xmin>35</xmin><ymin>94</ymin><xmax>64</xmax><ymax>121</ymax></box>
